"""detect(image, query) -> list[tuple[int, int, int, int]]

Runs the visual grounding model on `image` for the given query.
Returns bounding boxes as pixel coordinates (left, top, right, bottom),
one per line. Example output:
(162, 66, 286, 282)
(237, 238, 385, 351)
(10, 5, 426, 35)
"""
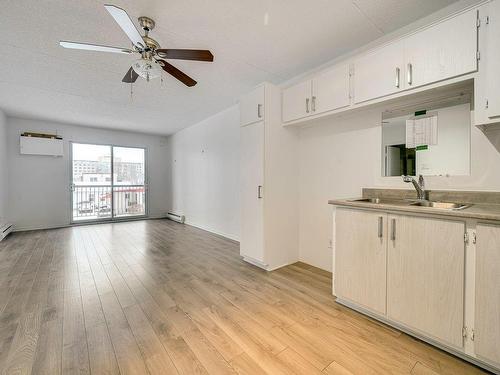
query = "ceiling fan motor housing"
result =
(138, 16, 155, 32)
(142, 36, 160, 51)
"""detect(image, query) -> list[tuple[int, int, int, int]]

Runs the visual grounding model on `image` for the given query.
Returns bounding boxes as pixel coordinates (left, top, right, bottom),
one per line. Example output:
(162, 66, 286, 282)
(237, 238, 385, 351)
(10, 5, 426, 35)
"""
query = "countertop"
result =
(329, 189, 500, 221)
(328, 198, 500, 221)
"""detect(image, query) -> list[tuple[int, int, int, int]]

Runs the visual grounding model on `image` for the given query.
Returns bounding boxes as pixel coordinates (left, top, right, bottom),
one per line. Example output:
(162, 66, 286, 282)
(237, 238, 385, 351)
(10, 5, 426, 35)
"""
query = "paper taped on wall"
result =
(406, 114, 438, 148)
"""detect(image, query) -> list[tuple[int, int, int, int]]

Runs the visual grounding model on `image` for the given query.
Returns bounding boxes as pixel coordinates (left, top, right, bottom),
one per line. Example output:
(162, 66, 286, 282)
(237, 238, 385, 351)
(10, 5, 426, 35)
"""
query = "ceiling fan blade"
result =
(157, 60, 197, 87)
(60, 41, 133, 54)
(156, 49, 214, 62)
(104, 4, 144, 49)
(122, 67, 139, 83)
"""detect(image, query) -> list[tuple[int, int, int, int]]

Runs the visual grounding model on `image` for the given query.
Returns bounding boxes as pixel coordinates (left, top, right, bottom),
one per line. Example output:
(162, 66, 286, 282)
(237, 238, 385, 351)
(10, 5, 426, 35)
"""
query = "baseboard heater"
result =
(166, 212, 185, 224)
(0, 222, 13, 241)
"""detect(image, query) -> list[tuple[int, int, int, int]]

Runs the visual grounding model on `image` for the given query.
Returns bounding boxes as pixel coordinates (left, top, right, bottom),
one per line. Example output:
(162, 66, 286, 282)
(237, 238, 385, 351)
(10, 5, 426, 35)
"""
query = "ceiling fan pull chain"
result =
(130, 82, 133, 100)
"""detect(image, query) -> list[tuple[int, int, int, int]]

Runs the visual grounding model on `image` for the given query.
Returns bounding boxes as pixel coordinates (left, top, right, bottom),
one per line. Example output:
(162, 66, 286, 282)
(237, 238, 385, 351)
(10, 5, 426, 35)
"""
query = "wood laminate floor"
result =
(0, 219, 489, 375)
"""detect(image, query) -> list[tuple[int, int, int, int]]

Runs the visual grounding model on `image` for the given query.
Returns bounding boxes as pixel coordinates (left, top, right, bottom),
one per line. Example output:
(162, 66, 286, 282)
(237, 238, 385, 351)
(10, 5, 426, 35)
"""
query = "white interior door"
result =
(385, 146, 401, 176)
(240, 121, 265, 263)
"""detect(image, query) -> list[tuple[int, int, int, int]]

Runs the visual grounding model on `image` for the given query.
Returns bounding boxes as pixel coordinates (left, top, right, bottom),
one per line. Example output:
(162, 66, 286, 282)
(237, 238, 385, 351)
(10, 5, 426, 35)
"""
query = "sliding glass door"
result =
(71, 143, 146, 222)
(112, 146, 146, 218)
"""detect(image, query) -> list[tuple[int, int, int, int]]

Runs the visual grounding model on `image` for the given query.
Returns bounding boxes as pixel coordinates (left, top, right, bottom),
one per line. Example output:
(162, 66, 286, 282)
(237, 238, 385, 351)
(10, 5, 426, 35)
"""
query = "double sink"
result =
(350, 198, 471, 211)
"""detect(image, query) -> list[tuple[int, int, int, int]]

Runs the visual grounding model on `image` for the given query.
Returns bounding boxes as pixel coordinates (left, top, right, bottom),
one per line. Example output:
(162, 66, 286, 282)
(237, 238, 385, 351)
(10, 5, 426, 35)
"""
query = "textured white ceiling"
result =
(0, 0, 459, 135)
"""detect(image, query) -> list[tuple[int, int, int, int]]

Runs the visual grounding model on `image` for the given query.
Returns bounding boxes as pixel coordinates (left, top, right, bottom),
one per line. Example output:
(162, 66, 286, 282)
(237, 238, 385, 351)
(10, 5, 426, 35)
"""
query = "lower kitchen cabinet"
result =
(387, 214, 465, 349)
(335, 208, 387, 314)
(475, 223, 500, 367)
(333, 206, 500, 372)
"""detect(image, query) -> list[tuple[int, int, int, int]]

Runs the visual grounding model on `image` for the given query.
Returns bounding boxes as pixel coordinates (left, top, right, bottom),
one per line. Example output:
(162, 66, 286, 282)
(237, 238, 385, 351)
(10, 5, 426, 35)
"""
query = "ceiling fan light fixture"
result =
(132, 58, 162, 81)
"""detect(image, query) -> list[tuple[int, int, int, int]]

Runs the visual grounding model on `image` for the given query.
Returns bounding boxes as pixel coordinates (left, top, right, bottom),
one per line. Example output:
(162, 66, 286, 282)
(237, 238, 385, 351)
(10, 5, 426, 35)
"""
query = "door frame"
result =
(69, 141, 149, 224)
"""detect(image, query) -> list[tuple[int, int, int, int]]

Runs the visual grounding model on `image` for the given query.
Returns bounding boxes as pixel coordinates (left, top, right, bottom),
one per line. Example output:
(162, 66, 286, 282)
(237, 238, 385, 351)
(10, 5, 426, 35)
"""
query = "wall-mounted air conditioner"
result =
(20, 132, 63, 157)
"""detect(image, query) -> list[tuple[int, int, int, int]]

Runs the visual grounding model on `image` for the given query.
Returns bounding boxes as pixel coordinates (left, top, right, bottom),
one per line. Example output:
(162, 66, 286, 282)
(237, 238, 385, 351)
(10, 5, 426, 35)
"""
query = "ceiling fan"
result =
(59, 4, 213, 86)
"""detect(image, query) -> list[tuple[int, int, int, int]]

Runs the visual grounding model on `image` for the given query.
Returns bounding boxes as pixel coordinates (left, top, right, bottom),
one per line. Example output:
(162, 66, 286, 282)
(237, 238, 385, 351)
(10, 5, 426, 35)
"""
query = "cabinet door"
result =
(282, 80, 312, 122)
(335, 209, 387, 314)
(475, 224, 500, 366)
(312, 64, 350, 114)
(405, 10, 477, 89)
(353, 40, 405, 104)
(486, 1, 500, 119)
(240, 85, 265, 126)
(240, 121, 265, 263)
(387, 215, 465, 348)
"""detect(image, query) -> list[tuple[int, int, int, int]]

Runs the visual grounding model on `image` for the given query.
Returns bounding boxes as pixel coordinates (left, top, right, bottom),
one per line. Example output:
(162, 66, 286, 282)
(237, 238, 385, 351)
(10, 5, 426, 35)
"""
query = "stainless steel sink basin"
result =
(349, 198, 471, 210)
(350, 198, 384, 203)
(349, 198, 411, 205)
(410, 201, 470, 210)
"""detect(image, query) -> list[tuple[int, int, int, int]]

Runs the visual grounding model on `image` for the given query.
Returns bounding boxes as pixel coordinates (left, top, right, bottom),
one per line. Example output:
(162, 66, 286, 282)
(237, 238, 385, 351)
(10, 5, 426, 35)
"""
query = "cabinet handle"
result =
(407, 63, 413, 86)
(395, 67, 400, 88)
(391, 218, 396, 241)
(311, 96, 317, 112)
(306, 98, 310, 113)
(257, 104, 263, 118)
(258, 185, 263, 199)
(378, 216, 383, 238)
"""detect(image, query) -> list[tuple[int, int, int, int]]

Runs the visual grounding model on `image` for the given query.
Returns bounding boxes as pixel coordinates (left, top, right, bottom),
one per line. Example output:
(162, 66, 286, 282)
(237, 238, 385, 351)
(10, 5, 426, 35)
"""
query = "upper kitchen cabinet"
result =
(353, 39, 405, 104)
(282, 80, 312, 123)
(282, 6, 483, 127)
(354, 9, 477, 104)
(475, 0, 500, 125)
(404, 9, 478, 89)
(282, 63, 351, 123)
(485, 1, 500, 120)
(312, 64, 351, 114)
(240, 84, 265, 126)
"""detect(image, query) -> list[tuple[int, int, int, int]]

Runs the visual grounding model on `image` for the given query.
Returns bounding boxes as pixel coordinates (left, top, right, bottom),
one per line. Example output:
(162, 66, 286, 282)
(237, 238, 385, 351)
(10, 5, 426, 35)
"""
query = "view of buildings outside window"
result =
(71, 144, 146, 221)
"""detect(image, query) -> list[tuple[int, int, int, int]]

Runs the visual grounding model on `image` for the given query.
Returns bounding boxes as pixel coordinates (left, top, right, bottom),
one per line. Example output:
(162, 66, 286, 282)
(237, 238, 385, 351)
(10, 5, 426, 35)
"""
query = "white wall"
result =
(6, 117, 171, 231)
(0, 109, 8, 222)
(167, 106, 240, 240)
(298, 110, 500, 271)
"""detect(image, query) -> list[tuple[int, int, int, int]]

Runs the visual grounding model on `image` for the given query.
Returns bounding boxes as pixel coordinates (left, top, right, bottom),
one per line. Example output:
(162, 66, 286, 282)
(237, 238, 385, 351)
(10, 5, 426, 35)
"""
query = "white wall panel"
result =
(167, 106, 240, 241)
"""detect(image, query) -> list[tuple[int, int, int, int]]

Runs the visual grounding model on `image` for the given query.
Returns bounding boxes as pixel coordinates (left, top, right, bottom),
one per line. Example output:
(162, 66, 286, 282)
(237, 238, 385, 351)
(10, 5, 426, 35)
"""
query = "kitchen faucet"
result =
(403, 175, 426, 200)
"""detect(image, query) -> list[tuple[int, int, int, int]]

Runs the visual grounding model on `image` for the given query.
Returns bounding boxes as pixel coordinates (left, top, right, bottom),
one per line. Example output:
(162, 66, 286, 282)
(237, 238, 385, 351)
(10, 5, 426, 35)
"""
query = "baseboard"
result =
(184, 219, 240, 242)
(12, 215, 168, 233)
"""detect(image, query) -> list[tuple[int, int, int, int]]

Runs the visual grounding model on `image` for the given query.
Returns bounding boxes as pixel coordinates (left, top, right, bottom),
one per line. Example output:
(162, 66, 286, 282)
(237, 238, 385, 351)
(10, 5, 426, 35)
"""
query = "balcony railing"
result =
(72, 185, 146, 221)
